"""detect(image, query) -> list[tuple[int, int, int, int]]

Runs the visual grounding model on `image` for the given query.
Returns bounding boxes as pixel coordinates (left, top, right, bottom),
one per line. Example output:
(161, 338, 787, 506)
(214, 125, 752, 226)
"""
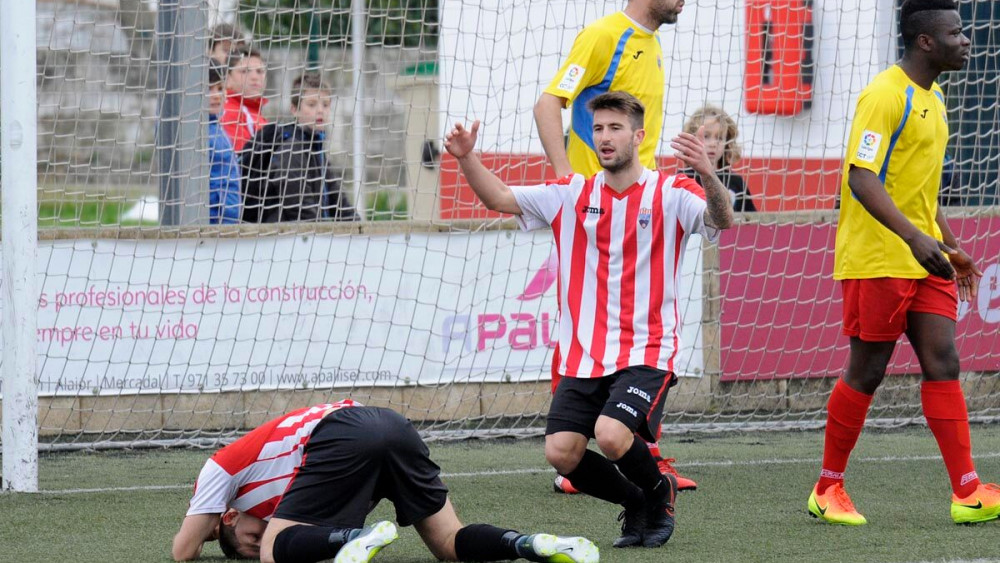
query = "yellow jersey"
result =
(834, 65, 949, 280)
(544, 11, 664, 177)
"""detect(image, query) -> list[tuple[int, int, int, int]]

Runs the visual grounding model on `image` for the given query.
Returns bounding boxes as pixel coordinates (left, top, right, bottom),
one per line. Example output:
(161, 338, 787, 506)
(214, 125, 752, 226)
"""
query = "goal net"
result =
(4, 0, 999, 452)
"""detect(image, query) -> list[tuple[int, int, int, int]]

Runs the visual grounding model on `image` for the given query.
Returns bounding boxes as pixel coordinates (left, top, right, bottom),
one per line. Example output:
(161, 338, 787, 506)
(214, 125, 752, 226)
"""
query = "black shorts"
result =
(272, 406, 448, 528)
(546, 366, 676, 443)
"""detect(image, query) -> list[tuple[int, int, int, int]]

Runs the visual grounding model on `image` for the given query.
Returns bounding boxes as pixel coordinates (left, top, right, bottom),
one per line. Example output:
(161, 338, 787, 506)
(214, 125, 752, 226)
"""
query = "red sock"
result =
(817, 379, 873, 494)
(922, 380, 980, 498)
(646, 440, 661, 458)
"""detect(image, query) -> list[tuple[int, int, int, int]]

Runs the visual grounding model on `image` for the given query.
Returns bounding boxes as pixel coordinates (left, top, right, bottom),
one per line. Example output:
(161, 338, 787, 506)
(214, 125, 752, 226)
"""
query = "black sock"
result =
(613, 437, 666, 499)
(564, 449, 643, 507)
(272, 525, 354, 563)
(454, 524, 524, 561)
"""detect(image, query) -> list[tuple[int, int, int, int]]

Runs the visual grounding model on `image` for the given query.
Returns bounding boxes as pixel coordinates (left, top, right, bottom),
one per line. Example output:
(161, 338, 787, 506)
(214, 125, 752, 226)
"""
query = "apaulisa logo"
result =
(517, 252, 558, 301)
(442, 251, 559, 354)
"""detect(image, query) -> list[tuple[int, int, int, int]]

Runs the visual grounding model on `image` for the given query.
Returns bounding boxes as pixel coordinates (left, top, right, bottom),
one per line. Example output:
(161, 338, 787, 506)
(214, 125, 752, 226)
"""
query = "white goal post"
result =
(1, 0, 40, 491)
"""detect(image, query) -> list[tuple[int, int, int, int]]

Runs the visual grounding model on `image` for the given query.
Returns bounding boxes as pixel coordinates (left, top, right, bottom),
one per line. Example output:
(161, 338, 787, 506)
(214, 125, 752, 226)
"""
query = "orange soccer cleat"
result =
(656, 457, 698, 491)
(951, 482, 1000, 524)
(553, 474, 581, 494)
(808, 482, 867, 526)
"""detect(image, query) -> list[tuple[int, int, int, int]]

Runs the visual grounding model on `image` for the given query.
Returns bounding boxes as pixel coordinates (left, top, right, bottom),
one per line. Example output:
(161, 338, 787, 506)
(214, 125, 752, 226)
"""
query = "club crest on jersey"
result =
(638, 207, 653, 229)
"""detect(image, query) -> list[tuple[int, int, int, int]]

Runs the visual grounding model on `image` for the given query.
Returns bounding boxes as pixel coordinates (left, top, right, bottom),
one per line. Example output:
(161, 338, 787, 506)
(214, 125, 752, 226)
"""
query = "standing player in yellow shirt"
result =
(808, 0, 1000, 526)
(533, 0, 697, 494)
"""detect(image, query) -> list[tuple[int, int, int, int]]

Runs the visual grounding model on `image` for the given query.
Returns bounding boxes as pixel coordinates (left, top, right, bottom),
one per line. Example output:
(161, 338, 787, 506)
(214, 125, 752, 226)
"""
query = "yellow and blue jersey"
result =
(835, 65, 950, 280)
(544, 11, 664, 177)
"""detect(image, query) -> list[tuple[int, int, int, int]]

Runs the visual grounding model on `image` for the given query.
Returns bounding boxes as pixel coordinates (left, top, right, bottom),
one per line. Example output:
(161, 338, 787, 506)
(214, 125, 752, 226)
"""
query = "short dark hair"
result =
(217, 520, 249, 560)
(291, 73, 331, 108)
(210, 22, 245, 50)
(900, 0, 959, 49)
(228, 46, 264, 70)
(208, 60, 227, 87)
(587, 91, 645, 130)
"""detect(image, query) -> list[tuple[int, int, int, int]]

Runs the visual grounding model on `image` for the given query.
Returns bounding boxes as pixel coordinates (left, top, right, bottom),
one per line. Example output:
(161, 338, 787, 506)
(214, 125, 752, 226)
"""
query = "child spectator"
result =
(207, 61, 242, 224)
(222, 46, 268, 152)
(209, 22, 246, 65)
(681, 105, 757, 212)
(241, 73, 357, 223)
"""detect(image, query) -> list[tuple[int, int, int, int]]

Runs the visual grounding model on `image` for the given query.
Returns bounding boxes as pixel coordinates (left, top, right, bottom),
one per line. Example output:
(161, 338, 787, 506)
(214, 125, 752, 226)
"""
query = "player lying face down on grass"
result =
(445, 91, 733, 549)
(172, 401, 599, 563)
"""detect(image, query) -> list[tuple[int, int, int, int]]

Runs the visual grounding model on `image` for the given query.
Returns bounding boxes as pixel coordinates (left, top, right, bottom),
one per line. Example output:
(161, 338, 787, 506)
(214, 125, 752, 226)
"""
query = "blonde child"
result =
(682, 105, 756, 212)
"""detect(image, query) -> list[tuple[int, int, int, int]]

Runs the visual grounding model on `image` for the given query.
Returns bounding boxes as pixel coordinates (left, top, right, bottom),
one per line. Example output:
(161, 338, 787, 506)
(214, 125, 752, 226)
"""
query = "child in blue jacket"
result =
(208, 62, 242, 224)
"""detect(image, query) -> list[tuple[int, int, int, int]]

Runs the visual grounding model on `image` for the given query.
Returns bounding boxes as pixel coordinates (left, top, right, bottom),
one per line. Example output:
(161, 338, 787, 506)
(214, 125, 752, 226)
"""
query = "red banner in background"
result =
(439, 153, 841, 217)
(719, 219, 1000, 381)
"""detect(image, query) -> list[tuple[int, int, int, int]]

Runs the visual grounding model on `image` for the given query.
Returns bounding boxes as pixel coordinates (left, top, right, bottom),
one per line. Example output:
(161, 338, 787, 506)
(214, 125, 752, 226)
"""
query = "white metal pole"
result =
(351, 0, 366, 220)
(1, 0, 40, 492)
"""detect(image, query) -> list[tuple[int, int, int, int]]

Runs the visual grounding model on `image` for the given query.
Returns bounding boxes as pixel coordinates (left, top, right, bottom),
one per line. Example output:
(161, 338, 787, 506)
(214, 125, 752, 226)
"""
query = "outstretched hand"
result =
(671, 125, 714, 176)
(444, 120, 481, 160)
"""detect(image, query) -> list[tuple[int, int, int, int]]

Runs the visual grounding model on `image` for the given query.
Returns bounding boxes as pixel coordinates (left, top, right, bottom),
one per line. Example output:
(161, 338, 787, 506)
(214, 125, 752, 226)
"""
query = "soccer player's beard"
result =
(651, 5, 679, 26)
(601, 142, 636, 174)
(656, 12, 678, 25)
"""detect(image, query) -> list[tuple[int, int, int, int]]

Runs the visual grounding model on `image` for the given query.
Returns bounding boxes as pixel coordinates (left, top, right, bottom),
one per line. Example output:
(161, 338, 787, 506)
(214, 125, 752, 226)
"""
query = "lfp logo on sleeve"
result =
(855, 130, 882, 163)
(557, 64, 586, 92)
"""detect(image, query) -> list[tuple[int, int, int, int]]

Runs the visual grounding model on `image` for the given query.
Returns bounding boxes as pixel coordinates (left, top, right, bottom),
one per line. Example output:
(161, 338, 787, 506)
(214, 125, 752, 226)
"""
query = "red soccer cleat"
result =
(656, 457, 697, 491)
(553, 474, 581, 494)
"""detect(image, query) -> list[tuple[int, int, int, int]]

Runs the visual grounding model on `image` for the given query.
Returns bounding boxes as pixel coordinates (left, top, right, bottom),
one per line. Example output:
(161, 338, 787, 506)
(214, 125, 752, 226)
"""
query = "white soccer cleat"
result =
(527, 533, 600, 563)
(333, 521, 398, 563)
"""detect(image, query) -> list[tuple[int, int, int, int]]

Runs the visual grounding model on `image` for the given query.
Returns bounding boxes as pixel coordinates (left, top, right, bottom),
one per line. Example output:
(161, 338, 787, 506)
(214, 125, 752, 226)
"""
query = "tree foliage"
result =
(238, 0, 438, 49)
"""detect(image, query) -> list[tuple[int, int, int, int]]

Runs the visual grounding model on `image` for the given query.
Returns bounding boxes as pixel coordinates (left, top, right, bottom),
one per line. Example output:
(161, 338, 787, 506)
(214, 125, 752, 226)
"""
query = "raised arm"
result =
(847, 166, 955, 280)
(533, 93, 574, 178)
(172, 513, 220, 561)
(671, 127, 734, 230)
(444, 121, 523, 215)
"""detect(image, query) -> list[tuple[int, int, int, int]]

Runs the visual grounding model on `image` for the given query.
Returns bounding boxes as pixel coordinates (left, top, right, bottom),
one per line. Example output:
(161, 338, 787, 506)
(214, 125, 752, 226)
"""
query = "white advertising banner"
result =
(3, 232, 704, 395)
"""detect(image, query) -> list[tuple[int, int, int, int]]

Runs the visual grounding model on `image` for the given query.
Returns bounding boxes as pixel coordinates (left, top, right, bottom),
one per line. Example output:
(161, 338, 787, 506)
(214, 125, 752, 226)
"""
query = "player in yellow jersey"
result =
(809, 0, 1000, 527)
(534, 0, 697, 494)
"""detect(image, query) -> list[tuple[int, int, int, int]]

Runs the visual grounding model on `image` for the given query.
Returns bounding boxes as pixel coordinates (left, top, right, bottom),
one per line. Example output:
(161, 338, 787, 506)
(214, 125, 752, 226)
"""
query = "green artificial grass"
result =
(2, 427, 999, 562)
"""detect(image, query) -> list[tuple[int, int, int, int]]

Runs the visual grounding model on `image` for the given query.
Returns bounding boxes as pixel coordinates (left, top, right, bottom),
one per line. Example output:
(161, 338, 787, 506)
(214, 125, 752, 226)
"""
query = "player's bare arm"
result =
(671, 127, 733, 229)
(444, 120, 524, 215)
(172, 513, 221, 561)
(935, 206, 983, 302)
(847, 166, 955, 279)
(534, 93, 574, 178)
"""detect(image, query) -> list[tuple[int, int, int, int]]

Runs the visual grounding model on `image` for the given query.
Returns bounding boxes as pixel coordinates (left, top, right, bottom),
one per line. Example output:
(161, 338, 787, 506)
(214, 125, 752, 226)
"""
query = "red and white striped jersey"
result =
(512, 169, 715, 378)
(186, 400, 359, 520)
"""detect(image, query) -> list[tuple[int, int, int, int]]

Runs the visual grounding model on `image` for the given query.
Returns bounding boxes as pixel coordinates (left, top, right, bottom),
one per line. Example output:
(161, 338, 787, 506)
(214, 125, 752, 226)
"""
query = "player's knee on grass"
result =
(594, 415, 635, 460)
(544, 432, 587, 474)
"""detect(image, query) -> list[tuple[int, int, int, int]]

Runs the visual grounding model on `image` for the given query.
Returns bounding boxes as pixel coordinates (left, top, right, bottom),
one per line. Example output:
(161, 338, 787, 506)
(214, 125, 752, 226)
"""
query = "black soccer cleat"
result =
(642, 473, 678, 547)
(612, 503, 646, 548)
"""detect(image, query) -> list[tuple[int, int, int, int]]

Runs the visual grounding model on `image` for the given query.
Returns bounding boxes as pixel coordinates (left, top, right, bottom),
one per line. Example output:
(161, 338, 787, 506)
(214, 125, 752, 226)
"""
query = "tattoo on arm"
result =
(700, 172, 733, 229)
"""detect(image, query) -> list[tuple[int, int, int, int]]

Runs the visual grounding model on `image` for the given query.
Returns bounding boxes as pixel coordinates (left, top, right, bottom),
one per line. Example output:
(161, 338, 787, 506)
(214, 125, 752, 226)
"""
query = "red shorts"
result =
(841, 276, 958, 342)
